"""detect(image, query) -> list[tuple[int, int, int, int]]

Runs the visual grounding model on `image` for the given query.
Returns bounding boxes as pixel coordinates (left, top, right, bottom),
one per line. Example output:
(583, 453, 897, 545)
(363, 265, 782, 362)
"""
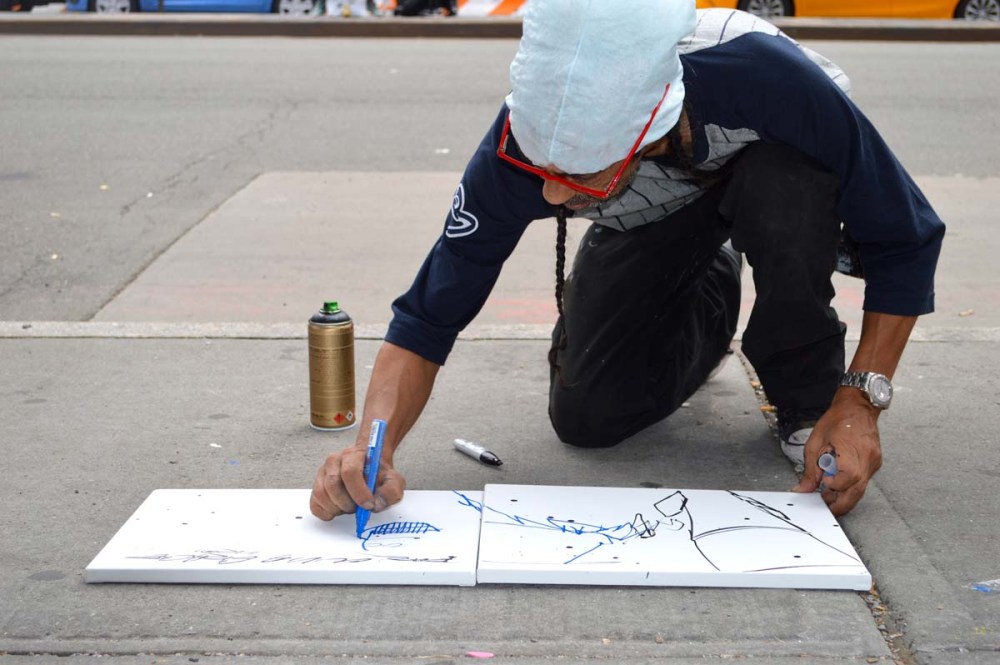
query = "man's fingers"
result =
(309, 493, 338, 521)
(827, 482, 867, 516)
(323, 471, 359, 514)
(792, 475, 820, 493)
(309, 453, 358, 521)
(310, 472, 344, 521)
(309, 458, 336, 520)
(824, 447, 876, 494)
(374, 468, 407, 511)
(341, 446, 376, 510)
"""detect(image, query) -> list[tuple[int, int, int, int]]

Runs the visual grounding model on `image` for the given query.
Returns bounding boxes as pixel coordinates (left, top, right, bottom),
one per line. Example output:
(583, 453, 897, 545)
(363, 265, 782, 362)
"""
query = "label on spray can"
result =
(308, 301, 356, 431)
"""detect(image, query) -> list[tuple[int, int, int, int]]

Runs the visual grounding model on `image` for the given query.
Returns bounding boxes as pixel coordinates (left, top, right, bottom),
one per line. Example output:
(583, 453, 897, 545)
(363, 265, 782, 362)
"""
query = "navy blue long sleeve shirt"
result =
(386, 11, 945, 366)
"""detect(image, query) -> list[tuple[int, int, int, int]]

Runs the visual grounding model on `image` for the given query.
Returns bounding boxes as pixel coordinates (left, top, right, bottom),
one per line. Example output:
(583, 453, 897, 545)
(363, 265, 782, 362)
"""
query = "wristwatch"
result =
(840, 371, 893, 410)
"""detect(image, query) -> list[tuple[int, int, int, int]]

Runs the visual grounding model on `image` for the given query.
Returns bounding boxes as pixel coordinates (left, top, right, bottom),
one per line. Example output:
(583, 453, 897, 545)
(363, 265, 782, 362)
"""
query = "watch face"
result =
(870, 375, 893, 406)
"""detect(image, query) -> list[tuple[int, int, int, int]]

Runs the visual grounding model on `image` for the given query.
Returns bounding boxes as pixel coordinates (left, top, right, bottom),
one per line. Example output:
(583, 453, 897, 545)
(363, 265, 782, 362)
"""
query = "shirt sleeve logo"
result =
(445, 183, 479, 238)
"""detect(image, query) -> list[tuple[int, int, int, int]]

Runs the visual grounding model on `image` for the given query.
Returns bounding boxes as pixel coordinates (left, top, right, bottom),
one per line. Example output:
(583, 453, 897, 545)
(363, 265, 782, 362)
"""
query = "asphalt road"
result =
(1, 36, 999, 322)
(2, 34, 999, 664)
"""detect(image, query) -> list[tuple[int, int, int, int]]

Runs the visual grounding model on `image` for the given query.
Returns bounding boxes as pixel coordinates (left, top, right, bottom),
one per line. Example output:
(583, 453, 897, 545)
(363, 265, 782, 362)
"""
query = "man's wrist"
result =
(832, 386, 883, 418)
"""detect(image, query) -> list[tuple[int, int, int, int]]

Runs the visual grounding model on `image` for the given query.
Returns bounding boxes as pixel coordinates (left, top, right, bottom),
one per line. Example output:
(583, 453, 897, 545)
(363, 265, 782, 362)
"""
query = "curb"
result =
(2, 14, 1000, 40)
(777, 16, 1000, 41)
(0, 14, 524, 38)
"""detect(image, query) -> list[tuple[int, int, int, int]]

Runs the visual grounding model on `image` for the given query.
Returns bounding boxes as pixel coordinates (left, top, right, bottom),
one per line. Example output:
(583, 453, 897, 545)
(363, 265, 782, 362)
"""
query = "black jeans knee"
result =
(547, 141, 847, 448)
(548, 185, 739, 448)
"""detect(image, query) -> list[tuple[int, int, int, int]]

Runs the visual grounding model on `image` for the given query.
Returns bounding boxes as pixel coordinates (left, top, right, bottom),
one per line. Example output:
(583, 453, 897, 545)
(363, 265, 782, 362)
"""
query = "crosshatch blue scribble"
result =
(360, 520, 441, 551)
(366, 521, 440, 536)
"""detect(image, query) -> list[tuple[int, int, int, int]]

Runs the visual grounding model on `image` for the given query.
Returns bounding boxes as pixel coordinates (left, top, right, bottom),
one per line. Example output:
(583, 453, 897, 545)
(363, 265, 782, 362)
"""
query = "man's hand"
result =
(794, 311, 915, 515)
(309, 444, 407, 521)
(307, 342, 440, 522)
(793, 389, 883, 516)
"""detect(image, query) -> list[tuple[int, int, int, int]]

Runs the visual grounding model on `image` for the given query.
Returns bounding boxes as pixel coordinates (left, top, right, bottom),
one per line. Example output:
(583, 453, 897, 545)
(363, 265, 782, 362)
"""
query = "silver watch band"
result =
(841, 371, 870, 391)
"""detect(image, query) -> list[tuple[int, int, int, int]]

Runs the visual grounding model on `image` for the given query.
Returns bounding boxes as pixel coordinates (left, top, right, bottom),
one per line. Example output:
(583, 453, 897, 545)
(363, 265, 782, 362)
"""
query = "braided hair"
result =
(546, 106, 696, 382)
(548, 207, 569, 381)
(554, 207, 568, 319)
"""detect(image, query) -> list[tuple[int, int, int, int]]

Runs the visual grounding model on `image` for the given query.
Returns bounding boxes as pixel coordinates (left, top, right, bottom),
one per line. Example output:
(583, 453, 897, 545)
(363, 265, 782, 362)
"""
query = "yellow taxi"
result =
(696, 0, 999, 20)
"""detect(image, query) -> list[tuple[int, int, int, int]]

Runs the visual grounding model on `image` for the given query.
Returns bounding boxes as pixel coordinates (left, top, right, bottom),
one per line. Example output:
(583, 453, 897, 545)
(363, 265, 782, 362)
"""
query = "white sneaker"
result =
(779, 426, 812, 466)
(777, 407, 825, 467)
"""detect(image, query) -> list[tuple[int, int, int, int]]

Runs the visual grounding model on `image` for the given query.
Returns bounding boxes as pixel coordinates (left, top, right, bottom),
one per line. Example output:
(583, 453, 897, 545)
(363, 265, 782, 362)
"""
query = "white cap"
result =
(506, 0, 696, 174)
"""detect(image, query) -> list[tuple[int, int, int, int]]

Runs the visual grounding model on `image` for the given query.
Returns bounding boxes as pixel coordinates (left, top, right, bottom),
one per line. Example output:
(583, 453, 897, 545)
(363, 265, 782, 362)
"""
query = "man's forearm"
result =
(354, 341, 441, 457)
(834, 311, 917, 412)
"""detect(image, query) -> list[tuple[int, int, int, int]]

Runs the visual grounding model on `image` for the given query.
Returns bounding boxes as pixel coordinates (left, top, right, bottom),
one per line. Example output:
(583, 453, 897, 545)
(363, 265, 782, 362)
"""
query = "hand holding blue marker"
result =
(355, 418, 387, 538)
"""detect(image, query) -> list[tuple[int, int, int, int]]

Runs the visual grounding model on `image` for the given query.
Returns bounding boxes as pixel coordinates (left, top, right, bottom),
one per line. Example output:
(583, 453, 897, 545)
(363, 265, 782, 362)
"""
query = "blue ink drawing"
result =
(453, 491, 682, 564)
(360, 520, 441, 551)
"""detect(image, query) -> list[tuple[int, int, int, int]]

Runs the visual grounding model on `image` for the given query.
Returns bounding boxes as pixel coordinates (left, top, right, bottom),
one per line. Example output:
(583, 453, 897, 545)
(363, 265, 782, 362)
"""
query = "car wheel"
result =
(272, 0, 318, 15)
(738, 0, 794, 18)
(955, 0, 1000, 20)
(91, 0, 137, 12)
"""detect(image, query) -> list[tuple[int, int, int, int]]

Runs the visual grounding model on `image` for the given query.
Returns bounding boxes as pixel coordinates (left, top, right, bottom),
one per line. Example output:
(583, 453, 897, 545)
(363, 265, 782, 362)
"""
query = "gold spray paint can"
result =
(308, 301, 356, 431)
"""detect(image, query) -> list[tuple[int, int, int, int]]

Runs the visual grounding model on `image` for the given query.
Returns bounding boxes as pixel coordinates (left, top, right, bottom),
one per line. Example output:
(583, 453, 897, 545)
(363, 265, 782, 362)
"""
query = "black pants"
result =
(548, 142, 846, 448)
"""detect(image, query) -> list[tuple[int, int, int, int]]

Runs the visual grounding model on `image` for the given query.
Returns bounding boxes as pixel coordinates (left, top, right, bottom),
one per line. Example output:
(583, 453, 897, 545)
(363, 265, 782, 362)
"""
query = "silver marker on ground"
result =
(453, 438, 503, 467)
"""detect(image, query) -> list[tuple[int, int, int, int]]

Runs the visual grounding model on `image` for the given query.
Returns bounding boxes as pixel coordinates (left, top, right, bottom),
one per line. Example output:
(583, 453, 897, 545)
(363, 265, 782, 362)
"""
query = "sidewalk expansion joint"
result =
(0, 643, 905, 660)
(3, 321, 999, 343)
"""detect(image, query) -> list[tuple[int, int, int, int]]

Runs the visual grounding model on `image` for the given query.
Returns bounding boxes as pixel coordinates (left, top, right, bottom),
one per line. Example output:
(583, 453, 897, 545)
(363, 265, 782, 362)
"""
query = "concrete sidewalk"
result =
(1, 327, 998, 663)
(2, 166, 999, 663)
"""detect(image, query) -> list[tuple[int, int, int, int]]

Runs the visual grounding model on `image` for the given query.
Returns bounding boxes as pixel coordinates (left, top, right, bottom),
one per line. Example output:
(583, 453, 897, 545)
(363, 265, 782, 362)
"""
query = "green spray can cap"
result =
(311, 301, 351, 325)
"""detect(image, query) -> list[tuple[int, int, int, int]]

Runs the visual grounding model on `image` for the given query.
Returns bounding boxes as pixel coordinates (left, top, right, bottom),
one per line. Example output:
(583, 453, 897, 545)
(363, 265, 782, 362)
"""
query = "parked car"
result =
(64, 0, 319, 13)
(696, 0, 999, 21)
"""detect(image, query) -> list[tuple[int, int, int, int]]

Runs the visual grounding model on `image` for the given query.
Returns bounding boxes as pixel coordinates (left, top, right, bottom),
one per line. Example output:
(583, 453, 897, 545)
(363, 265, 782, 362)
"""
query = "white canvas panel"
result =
(85, 489, 482, 586)
(473, 485, 871, 590)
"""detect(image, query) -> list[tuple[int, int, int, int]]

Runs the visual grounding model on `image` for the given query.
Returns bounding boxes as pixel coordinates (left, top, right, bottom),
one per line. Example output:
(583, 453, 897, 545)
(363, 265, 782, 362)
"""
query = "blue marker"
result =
(818, 452, 838, 477)
(817, 452, 838, 492)
(356, 419, 387, 538)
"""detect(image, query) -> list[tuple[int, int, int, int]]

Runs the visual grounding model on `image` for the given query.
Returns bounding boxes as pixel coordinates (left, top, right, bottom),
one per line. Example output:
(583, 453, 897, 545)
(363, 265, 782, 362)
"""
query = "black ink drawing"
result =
(653, 490, 862, 573)
(462, 489, 862, 573)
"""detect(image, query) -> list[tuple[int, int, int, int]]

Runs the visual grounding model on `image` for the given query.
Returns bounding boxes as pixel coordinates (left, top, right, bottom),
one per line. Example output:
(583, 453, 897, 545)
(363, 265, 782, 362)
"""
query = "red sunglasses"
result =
(497, 83, 671, 200)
